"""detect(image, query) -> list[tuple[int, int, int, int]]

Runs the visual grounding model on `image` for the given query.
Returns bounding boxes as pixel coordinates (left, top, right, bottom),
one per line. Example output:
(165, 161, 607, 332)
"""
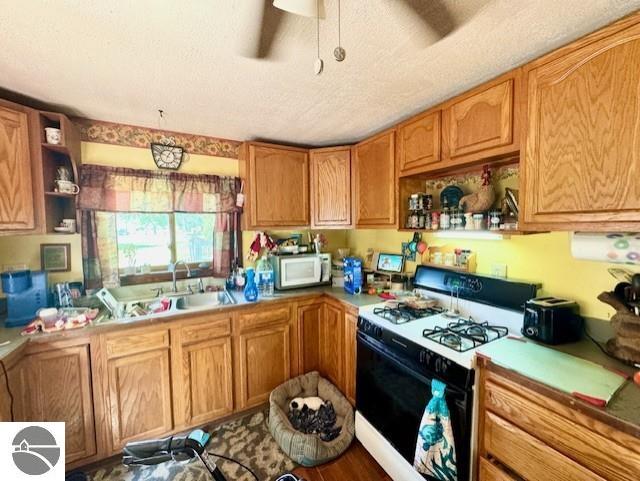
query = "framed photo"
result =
(40, 243, 71, 272)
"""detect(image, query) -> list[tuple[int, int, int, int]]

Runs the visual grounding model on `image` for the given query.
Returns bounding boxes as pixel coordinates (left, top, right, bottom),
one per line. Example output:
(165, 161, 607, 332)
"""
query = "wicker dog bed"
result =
(268, 371, 355, 467)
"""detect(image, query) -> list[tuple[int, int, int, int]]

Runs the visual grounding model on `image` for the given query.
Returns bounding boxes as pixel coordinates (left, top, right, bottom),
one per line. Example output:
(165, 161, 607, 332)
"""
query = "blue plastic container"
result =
(244, 267, 259, 302)
(1, 269, 32, 294)
(343, 257, 363, 295)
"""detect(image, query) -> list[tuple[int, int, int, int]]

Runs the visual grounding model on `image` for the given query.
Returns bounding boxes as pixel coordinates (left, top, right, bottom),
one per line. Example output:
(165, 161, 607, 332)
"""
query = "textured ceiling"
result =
(1, 1, 639, 147)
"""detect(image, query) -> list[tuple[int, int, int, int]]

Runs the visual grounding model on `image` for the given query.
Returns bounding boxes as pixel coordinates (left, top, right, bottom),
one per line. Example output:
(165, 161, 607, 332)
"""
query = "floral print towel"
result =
(413, 379, 457, 481)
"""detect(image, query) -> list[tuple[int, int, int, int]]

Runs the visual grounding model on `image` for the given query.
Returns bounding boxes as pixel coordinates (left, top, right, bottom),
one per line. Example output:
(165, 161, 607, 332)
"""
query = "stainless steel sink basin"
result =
(175, 290, 236, 310)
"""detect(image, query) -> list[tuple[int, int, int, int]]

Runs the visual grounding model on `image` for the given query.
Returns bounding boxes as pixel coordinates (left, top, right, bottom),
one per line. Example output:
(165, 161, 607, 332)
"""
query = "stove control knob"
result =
(525, 326, 538, 337)
(374, 326, 383, 338)
(435, 357, 451, 375)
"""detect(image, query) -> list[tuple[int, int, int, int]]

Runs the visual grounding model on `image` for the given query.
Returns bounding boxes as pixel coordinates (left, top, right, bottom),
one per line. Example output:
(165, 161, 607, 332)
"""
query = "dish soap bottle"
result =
(244, 267, 258, 302)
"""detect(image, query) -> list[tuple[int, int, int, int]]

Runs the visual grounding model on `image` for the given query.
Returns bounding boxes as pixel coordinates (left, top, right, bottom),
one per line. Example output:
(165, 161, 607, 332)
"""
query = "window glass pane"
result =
(175, 213, 215, 264)
(116, 213, 172, 269)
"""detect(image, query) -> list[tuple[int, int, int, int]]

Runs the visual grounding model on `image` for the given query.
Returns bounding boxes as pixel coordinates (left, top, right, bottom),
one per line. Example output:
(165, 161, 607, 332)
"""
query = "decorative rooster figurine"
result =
(458, 165, 496, 213)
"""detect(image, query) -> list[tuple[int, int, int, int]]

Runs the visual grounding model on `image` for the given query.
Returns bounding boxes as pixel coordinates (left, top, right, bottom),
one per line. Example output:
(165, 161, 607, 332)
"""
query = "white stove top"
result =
(358, 296, 524, 369)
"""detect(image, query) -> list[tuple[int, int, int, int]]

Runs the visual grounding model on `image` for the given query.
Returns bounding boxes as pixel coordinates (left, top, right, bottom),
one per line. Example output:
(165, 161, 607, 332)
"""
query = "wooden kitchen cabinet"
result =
(105, 328, 173, 451)
(442, 71, 520, 166)
(173, 315, 233, 428)
(344, 311, 358, 405)
(235, 304, 292, 409)
(21, 341, 96, 464)
(319, 301, 345, 390)
(241, 142, 310, 229)
(477, 361, 640, 481)
(521, 19, 640, 231)
(297, 301, 323, 374)
(397, 109, 442, 177)
(310, 146, 352, 228)
(0, 102, 35, 231)
(353, 129, 396, 228)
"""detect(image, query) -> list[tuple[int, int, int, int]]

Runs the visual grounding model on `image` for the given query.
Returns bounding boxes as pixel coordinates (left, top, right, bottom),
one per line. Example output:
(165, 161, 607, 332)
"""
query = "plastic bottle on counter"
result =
(244, 267, 258, 302)
(256, 255, 275, 297)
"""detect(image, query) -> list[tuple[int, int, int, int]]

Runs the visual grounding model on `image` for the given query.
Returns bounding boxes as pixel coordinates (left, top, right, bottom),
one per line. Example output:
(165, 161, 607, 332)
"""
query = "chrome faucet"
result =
(169, 260, 191, 292)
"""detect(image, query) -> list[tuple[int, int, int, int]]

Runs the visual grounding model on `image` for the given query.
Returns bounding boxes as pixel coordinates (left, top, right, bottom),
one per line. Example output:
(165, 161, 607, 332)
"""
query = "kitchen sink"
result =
(175, 290, 236, 310)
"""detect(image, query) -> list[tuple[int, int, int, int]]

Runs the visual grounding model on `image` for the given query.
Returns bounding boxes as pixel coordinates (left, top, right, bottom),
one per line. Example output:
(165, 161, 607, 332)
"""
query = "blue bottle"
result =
(244, 267, 259, 302)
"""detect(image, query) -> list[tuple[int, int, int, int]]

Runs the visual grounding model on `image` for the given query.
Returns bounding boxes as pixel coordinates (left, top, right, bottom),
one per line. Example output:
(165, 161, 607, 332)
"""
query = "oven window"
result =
(356, 335, 471, 481)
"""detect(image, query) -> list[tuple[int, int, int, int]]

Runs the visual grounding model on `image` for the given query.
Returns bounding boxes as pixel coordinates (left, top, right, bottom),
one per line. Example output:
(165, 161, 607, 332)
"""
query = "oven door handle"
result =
(357, 331, 467, 398)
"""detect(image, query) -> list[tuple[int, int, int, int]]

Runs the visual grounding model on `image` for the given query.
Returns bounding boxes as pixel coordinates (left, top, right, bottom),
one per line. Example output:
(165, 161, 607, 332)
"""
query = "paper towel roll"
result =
(571, 233, 640, 264)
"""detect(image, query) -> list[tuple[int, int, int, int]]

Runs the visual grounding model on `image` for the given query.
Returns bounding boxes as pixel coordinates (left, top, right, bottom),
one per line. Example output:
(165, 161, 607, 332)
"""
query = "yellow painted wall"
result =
(0, 233, 83, 285)
(346, 230, 640, 320)
(81, 143, 239, 176)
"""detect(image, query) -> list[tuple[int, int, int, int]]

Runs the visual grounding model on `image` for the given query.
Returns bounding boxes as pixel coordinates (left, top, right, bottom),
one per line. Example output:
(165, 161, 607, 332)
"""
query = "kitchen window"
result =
(116, 212, 216, 282)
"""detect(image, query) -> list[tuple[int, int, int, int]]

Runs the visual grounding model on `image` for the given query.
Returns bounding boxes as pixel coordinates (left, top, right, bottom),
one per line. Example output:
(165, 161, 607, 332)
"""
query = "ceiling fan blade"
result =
(257, 0, 286, 58)
(397, 0, 457, 39)
(236, 0, 285, 59)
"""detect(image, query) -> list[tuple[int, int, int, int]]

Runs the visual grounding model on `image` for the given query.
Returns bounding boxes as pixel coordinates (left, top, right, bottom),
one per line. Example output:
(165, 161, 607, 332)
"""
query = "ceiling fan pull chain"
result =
(334, 0, 345, 62)
(314, 0, 324, 74)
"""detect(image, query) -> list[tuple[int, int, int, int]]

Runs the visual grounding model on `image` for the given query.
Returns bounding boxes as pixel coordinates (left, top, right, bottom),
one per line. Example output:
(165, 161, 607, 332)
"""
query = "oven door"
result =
(279, 256, 321, 288)
(356, 332, 472, 481)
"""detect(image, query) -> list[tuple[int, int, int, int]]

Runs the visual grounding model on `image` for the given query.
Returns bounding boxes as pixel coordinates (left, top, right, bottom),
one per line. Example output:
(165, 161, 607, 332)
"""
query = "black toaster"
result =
(522, 297, 583, 344)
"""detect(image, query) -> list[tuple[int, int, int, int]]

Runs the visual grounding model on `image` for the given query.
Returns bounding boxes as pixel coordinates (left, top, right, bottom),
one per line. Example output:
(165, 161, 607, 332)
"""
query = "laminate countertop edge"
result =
(0, 287, 381, 363)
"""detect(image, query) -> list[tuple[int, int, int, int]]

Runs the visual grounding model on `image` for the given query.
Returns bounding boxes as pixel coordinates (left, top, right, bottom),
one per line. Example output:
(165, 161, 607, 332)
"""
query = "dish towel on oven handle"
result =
(413, 379, 458, 481)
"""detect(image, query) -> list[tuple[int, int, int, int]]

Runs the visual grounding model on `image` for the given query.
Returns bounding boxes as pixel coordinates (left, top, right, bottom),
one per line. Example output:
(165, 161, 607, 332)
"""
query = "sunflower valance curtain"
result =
(77, 165, 242, 290)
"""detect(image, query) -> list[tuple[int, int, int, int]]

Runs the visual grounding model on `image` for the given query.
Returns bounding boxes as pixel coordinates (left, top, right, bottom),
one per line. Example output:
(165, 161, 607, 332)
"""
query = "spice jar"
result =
(489, 210, 502, 231)
(472, 213, 484, 230)
(431, 211, 440, 230)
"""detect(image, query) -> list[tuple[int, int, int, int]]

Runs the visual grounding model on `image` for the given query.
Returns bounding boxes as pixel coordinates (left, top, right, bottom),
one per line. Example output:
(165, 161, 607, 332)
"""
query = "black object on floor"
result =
(288, 401, 342, 441)
(66, 471, 87, 481)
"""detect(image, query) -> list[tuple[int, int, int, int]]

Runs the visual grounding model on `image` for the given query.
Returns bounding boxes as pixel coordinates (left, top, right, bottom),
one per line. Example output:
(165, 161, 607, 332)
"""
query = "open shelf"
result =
(42, 142, 72, 155)
(36, 111, 81, 233)
(45, 191, 77, 198)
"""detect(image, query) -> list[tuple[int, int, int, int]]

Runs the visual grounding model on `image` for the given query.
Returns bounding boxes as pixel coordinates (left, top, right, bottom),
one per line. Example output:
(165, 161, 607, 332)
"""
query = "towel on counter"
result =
(413, 379, 458, 481)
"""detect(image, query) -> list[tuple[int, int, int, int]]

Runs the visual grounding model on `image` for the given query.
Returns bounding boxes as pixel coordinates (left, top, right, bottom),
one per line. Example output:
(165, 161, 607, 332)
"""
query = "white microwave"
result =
(272, 253, 331, 290)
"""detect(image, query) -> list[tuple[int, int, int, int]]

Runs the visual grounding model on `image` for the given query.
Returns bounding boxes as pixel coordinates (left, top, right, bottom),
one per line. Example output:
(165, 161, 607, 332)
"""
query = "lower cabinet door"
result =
(22, 344, 96, 463)
(237, 324, 291, 409)
(297, 302, 323, 374)
(320, 303, 344, 390)
(181, 337, 233, 425)
(107, 349, 173, 450)
(344, 312, 358, 405)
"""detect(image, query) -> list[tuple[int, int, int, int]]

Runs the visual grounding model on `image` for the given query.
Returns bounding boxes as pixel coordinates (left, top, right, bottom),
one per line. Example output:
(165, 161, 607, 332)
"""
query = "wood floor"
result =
(293, 441, 392, 481)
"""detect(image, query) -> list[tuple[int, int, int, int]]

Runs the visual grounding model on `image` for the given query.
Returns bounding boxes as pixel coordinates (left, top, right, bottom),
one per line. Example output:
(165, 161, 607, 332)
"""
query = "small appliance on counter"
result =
(271, 253, 331, 290)
(1, 270, 50, 327)
(343, 257, 363, 295)
(523, 297, 583, 344)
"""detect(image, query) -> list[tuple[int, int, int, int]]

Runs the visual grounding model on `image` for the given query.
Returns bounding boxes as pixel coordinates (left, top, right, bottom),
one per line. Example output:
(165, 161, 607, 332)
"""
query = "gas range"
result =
(358, 301, 521, 369)
(355, 265, 539, 481)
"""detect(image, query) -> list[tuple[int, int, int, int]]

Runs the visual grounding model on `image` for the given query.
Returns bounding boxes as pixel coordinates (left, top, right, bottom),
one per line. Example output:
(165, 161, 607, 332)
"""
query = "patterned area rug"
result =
(87, 409, 297, 481)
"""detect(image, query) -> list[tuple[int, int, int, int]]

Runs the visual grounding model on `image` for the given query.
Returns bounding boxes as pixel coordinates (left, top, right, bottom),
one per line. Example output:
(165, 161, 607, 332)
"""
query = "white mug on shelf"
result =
(60, 218, 77, 231)
(44, 127, 62, 145)
(54, 179, 80, 194)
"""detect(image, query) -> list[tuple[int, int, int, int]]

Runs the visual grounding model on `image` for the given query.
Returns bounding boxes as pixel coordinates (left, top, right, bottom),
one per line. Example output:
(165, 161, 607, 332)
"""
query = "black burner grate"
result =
(373, 303, 443, 325)
(422, 317, 509, 352)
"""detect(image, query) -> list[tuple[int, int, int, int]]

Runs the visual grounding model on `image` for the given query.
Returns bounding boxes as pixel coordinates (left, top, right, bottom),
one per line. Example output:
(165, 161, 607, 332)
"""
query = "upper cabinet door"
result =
(310, 146, 352, 228)
(0, 105, 34, 230)
(397, 110, 441, 177)
(246, 143, 309, 228)
(443, 72, 519, 164)
(522, 22, 640, 230)
(353, 129, 396, 228)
